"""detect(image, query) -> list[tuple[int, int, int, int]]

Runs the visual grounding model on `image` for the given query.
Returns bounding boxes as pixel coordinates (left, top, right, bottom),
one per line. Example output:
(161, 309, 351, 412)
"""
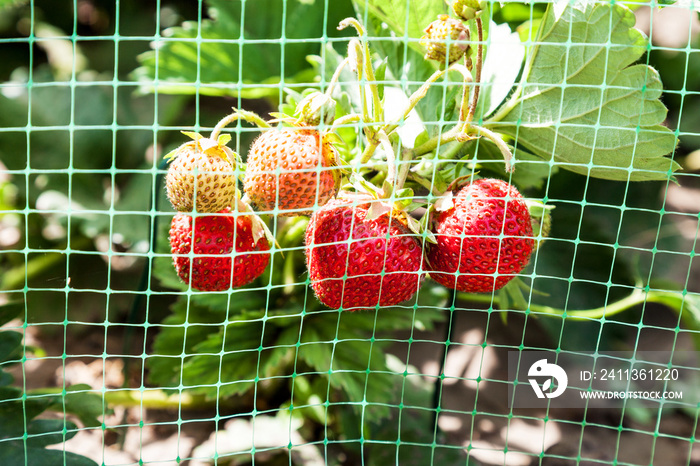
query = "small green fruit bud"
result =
(450, 0, 486, 21)
(420, 15, 471, 65)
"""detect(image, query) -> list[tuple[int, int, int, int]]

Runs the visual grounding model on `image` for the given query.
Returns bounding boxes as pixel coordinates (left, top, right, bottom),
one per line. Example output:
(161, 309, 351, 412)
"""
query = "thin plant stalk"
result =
(211, 109, 270, 140)
(466, 17, 484, 125)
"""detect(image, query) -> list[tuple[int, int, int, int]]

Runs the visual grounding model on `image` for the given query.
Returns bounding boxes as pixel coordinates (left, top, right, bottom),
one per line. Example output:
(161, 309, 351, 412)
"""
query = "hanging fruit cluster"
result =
(163, 0, 550, 310)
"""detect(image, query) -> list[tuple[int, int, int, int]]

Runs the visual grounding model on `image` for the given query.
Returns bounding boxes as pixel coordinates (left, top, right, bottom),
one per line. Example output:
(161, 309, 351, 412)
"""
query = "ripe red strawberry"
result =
(427, 178, 534, 293)
(244, 128, 339, 216)
(305, 196, 424, 310)
(166, 135, 237, 213)
(169, 208, 270, 291)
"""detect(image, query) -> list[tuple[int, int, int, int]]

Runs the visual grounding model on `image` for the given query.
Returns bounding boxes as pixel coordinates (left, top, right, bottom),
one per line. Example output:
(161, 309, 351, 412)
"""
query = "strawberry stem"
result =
(211, 109, 270, 140)
(377, 131, 397, 195)
(364, 50, 384, 124)
(407, 126, 462, 159)
(360, 63, 471, 166)
(359, 138, 380, 165)
(332, 113, 361, 130)
(383, 64, 470, 137)
(396, 150, 413, 192)
(338, 17, 367, 37)
(349, 39, 370, 124)
(400, 122, 513, 175)
(465, 17, 484, 125)
(339, 18, 383, 125)
(459, 285, 677, 320)
(407, 171, 439, 194)
(346, 17, 499, 196)
(469, 124, 514, 172)
(458, 58, 473, 122)
(324, 56, 351, 98)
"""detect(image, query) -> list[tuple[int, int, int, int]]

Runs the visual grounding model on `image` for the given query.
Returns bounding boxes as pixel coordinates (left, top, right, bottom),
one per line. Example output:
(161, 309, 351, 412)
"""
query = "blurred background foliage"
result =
(0, 0, 699, 464)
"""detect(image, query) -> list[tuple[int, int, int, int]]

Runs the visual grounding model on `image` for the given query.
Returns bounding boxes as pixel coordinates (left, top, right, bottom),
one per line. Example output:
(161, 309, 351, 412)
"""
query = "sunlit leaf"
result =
(133, 0, 355, 99)
(486, 1, 680, 181)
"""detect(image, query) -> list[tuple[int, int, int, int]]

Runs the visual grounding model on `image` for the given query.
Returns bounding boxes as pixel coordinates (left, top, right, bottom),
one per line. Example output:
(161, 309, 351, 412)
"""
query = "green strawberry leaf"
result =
(0, 443, 98, 466)
(297, 313, 397, 421)
(184, 315, 300, 398)
(485, 1, 680, 181)
(450, 137, 554, 191)
(0, 331, 22, 365)
(0, 388, 47, 439)
(657, 292, 700, 350)
(25, 384, 105, 429)
(146, 300, 274, 394)
(0, 370, 13, 387)
(0, 301, 23, 328)
(132, 0, 355, 100)
(151, 256, 187, 291)
(0, 63, 178, 252)
(147, 285, 447, 413)
(374, 57, 388, 101)
(0, 385, 99, 466)
(24, 419, 79, 448)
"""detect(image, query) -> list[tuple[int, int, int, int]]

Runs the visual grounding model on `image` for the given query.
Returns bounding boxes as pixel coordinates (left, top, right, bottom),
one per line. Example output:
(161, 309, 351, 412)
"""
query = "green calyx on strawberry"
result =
(165, 131, 240, 213)
(421, 14, 471, 65)
(169, 200, 271, 292)
(294, 91, 337, 127)
(305, 192, 424, 310)
(426, 178, 535, 293)
(346, 172, 424, 235)
(449, 0, 486, 21)
(243, 124, 341, 216)
(525, 199, 554, 251)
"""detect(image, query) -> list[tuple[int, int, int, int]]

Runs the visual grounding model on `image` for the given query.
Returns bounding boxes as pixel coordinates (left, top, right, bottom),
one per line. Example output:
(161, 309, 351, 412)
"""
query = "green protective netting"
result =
(0, 0, 699, 465)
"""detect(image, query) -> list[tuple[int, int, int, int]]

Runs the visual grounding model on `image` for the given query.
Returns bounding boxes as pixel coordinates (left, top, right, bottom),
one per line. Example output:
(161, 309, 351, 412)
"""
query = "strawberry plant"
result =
(140, 0, 694, 462)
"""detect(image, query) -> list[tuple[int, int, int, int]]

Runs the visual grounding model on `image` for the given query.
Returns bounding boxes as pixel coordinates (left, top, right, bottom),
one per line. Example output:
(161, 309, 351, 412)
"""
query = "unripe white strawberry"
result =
(165, 133, 238, 213)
